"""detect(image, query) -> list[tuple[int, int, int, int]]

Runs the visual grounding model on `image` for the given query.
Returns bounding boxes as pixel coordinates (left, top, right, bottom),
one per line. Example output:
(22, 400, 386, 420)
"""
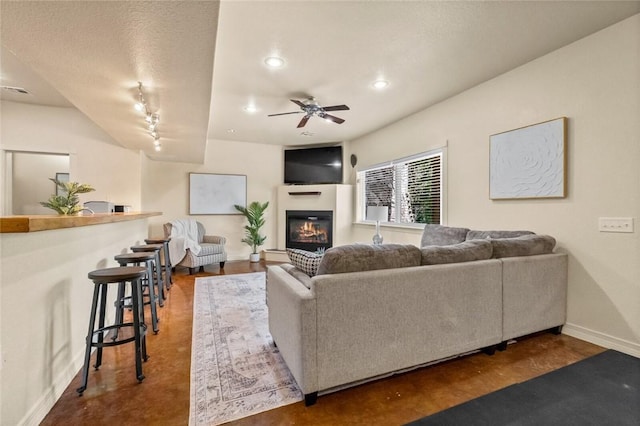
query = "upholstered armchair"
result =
(164, 221, 227, 274)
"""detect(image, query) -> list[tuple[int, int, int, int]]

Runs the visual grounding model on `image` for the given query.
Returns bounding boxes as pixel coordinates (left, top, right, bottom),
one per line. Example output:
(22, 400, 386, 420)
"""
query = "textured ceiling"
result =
(1, 1, 219, 163)
(1, 1, 639, 163)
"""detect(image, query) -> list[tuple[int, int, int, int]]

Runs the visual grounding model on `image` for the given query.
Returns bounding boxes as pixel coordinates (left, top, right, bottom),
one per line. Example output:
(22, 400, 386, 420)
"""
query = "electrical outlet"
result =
(598, 217, 634, 233)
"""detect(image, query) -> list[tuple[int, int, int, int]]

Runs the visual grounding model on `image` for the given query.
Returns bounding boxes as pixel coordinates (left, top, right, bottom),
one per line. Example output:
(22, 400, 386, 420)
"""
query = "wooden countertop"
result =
(0, 212, 162, 233)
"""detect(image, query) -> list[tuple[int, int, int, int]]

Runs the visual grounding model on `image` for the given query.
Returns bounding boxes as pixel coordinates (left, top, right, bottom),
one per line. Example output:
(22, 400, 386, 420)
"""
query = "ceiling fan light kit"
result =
(268, 98, 350, 128)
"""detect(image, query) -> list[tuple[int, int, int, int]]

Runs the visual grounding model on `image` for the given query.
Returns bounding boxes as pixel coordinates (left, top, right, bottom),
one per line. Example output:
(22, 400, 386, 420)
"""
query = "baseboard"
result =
(563, 322, 640, 358)
(18, 349, 86, 426)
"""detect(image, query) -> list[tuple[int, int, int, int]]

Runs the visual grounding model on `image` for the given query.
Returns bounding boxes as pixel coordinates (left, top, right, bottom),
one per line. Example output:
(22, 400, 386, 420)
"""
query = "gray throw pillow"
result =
(490, 234, 556, 258)
(421, 224, 470, 247)
(286, 248, 324, 276)
(421, 239, 493, 265)
(317, 244, 422, 275)
(466, 229, 534, 240)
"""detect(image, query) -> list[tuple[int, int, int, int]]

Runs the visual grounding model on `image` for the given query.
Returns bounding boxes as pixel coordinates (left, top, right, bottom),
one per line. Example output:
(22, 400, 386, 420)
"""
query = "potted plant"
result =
(234, 201, 269, 262)
(40, 178, 95, 215)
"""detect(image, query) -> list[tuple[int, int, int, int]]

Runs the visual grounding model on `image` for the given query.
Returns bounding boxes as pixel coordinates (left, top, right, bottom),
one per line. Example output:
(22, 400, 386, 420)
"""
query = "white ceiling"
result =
(2, 1, 639, 164)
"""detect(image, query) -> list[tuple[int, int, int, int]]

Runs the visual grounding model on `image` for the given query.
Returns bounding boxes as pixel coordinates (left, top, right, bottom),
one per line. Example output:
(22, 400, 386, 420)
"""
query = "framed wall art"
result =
(189, 173, 246, 214)
(489, 117, 567, 200)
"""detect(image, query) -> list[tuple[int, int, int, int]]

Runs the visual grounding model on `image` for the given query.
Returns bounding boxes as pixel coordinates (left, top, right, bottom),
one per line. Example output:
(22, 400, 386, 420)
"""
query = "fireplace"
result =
(286, 210, 333, 252)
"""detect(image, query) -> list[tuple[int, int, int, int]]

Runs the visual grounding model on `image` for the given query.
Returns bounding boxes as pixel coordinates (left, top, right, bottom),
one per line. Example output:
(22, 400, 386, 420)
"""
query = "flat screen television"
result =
(284, 146, 343, 185)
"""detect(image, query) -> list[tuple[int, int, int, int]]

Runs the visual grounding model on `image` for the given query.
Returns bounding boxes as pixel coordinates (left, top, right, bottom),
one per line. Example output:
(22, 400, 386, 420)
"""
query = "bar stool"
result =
(114, 252, 160, 334)
(77, 266, 147, 395)
(131, 244, 165, 305)
(145, 237, 173, 289)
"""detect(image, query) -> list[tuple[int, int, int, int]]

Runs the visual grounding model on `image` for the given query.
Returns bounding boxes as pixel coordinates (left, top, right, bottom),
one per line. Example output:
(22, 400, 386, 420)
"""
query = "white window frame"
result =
(356, 147, 447, 228)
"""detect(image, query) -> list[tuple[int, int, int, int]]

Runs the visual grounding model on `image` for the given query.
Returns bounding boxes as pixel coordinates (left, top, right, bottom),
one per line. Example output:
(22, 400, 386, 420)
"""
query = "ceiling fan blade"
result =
(323, 114, 345, 124)
(322, 104, 350, 112)
(268, 111, 304, 117)
(290, 99, 307, 109)
(297, 115, 311, 128)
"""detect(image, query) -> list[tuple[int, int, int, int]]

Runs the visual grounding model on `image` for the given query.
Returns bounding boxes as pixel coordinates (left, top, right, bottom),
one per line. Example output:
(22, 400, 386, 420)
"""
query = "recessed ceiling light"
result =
(264, 56, 285, 68)
(243, 105, 258, 113)
(372, 79, 389, 90)
(227, 128, 236, 133)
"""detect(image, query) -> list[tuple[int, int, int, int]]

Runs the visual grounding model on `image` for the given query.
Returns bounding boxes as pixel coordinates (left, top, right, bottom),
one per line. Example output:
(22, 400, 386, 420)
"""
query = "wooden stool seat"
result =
(88, 266, 147, 282)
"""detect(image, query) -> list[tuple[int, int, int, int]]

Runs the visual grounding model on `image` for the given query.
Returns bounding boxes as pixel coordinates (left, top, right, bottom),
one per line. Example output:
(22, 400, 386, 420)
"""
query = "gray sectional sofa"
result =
(266, 225, 567, 405)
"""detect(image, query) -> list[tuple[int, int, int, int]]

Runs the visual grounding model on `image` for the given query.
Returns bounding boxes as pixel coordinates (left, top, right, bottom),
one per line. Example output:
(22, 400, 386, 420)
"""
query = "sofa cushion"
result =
(317, 244, 422, 275)
(466, 229, 534, 240)
(280, 263, 314, 289)
(421, 239, 493, 265)
(490, 234, 556, 258)
(287, 248, 324, 276)
(421, 224, 470, 247)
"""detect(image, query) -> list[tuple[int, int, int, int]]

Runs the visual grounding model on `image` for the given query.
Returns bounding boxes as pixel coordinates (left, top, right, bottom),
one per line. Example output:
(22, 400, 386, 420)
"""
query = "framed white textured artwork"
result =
(490, 117, 567, 200)
(189, 173, 246, 214)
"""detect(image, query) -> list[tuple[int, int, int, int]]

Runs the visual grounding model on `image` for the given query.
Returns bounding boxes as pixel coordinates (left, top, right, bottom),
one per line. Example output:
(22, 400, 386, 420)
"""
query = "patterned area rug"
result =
(190, 272, 303, 425)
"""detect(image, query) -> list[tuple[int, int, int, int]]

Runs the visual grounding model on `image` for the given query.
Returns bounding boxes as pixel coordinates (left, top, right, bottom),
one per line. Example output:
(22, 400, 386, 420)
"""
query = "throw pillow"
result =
(421, 239, 493, 265)
(421, 224, 470, 247)
(287, 248, 324, 276)
(490, 234, 556, 258)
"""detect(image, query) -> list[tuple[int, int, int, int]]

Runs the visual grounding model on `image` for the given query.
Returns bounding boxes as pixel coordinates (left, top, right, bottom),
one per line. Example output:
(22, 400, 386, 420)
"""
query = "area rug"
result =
(406, 349, 640, 426)
(189, 272, 303, 425)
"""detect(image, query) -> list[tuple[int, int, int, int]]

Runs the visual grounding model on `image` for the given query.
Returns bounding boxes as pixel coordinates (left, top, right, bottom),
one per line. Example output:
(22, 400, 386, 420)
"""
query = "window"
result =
(358, 148, 445, 226)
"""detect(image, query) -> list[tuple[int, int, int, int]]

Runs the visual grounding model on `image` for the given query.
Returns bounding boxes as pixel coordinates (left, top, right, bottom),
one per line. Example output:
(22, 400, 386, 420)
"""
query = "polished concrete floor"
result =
(42, 260, 604, 425)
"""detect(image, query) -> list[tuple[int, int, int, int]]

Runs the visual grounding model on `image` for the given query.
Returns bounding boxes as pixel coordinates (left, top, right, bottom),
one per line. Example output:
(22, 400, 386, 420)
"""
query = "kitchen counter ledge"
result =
(0, 212, 162, 233)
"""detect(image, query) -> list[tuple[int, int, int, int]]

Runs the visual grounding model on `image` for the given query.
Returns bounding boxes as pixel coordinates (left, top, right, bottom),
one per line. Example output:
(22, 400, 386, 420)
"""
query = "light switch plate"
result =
(598, 217, 634, 233)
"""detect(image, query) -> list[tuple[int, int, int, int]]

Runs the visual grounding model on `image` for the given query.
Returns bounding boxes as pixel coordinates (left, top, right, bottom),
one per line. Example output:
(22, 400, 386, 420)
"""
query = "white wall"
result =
(0, 101, 147, 425)
(141, 138, 282, 260)
(11, 152, 69, 214)
(0, 101, 142, 213)
(349, 15, 640, 354)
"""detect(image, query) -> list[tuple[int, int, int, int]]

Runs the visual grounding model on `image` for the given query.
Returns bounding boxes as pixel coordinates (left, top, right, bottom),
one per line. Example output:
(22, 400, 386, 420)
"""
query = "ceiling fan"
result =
(268, 98, 350, 128)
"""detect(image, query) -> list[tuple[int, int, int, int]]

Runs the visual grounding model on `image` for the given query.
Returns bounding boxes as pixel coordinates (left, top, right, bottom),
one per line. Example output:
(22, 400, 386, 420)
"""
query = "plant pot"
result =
(249, 253, 261, 263)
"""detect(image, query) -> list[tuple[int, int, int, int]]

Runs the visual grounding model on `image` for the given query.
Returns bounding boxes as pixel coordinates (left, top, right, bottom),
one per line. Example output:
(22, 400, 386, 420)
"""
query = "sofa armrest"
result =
(501, 253, 568, 340)
(203, 235, 226, 244)
(266, 265, 318, 395)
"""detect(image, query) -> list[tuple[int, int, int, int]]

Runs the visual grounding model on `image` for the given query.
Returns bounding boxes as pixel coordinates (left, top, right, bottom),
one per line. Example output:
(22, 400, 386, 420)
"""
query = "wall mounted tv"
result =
(284, 146, 343, 185)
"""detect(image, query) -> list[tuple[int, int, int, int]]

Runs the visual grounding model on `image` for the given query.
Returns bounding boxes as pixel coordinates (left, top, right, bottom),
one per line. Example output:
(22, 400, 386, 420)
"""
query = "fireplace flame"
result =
(292, 220, 328, 243)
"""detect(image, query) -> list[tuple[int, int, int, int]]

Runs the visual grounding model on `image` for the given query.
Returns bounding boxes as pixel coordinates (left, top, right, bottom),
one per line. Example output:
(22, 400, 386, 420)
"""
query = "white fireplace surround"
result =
(276, 184, 353, 251)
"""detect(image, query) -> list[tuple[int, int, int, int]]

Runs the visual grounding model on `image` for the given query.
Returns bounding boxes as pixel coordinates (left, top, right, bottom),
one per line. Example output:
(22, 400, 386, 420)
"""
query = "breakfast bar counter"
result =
(0, 212, 161, 233)
(0, 211, 161, 425)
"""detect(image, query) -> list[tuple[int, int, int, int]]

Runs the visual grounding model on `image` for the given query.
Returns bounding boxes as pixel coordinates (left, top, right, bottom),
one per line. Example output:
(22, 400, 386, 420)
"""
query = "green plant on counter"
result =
(234, 201, 269, 254)
(40, 178, 95, 215)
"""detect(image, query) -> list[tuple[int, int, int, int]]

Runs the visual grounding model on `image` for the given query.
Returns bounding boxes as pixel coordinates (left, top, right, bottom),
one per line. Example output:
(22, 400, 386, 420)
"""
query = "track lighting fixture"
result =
(134, 82, 162, 152)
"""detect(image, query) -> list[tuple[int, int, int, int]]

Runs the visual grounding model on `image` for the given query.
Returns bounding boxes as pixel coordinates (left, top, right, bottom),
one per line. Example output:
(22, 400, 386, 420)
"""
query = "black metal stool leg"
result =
(136, 276, 149, 362)
(112, 281, 126, 341)
(130, 277, 146, 381)
(163, 242, 172, 288)
(94, 283, 108, 369)
(77, 283, 100, 395)
(154, 251, 166, 304)
(144, 259, 159, 333)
